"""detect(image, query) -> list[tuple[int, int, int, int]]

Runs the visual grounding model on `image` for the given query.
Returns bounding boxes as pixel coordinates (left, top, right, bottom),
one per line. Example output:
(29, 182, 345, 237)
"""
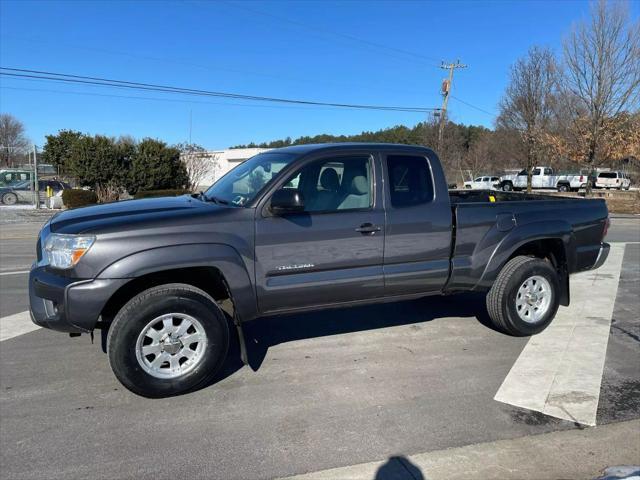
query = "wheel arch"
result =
(96, 244, 257, 361)
(476, 221, 574, 306)
(99, 266, 233, 326)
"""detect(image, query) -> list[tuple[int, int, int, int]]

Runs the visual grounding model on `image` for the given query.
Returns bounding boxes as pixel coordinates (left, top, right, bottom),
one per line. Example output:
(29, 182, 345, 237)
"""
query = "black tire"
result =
(486, 256, 560, 336)
(2, 192, 18, 205)
(107, 283, 229, 398)
(557, 184, 569, 192)
(502, 182, 513, 192)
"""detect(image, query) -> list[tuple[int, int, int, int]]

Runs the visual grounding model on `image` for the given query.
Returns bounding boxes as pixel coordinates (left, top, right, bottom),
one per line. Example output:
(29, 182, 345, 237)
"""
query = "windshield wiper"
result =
(205, 194, 230, 205)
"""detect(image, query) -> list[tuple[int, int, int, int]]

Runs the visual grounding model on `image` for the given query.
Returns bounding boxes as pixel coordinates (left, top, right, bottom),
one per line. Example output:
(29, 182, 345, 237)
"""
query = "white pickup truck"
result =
(499, 167, 588, 192)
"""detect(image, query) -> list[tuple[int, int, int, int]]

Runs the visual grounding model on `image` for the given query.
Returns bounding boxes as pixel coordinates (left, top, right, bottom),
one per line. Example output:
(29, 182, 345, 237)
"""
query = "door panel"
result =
(254, 154, 385, 313)
(382, 154, 453, 296)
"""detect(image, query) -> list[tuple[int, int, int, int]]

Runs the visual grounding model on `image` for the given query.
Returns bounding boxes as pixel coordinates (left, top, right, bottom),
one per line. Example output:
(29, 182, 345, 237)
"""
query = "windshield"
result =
(204, 152, 297, 206)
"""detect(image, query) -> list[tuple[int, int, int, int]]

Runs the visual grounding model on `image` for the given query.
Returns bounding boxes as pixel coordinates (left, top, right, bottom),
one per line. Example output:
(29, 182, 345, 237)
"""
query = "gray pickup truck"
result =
(30, 143, 610, 397)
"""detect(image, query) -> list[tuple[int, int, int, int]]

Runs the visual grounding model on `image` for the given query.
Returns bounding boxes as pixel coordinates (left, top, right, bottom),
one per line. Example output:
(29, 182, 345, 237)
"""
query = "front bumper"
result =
(29, 266, 127, 333)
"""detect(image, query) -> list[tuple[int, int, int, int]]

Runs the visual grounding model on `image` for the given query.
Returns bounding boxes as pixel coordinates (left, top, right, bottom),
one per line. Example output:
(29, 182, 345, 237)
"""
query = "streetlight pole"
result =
(33, 145, 39, 209)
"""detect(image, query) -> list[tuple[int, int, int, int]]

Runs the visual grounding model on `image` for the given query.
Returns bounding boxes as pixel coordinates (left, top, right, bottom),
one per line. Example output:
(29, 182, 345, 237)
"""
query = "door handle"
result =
(355, 223, 381, 234)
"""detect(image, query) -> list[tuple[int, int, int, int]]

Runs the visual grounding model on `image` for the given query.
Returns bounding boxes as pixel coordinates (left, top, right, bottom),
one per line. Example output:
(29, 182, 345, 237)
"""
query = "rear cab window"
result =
(386, 155, 434, 208)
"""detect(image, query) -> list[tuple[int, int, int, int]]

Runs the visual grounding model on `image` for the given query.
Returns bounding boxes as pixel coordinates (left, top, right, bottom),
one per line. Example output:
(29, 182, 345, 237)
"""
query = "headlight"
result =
(44, 234, 95, 269)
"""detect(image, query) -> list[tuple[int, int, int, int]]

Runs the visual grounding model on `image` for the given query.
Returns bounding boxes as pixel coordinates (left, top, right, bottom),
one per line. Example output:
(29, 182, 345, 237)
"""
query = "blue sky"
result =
(1, 0, 635, 150)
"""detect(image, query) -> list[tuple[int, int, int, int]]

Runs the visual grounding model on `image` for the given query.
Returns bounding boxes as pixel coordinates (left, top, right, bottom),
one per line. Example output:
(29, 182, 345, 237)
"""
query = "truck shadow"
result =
(206, 292, 498, 390)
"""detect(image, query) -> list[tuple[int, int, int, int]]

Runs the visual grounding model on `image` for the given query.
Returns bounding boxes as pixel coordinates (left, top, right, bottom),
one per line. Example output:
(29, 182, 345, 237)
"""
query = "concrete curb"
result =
(283, 419, 640, 480)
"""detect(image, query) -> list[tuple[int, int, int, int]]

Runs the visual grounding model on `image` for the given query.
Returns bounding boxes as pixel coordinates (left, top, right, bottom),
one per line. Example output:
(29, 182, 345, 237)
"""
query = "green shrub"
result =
(62, 189, 98, 209)
(133, 189, 191, 199)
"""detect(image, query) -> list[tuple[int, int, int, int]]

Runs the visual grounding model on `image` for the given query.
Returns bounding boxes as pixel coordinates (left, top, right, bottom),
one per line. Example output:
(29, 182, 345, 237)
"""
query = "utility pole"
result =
(437, 60, 467, 153)
(33, 145, 39, 209)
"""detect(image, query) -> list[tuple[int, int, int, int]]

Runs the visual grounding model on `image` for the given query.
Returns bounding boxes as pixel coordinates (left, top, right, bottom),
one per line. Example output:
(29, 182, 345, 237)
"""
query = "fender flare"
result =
(98, 242, 258, 324)
(475, 220, 574, 305)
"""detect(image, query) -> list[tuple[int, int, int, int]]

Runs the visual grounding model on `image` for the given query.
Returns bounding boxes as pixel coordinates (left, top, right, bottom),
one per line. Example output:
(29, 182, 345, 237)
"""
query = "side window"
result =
(387, 155, 434, 208)
(474, 177, 482, 182)
(544, 168, 553, 175)
(532, 168, 541, 176)
(491, 177, 500, 182)
(279, 155, 372, 213)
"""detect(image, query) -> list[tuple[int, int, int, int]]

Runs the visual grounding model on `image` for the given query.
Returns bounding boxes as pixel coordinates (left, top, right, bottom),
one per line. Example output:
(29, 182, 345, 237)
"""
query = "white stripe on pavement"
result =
(0, 311, 41, 342)
(0, 270, 31, 276)
(494, 243, 626, 426)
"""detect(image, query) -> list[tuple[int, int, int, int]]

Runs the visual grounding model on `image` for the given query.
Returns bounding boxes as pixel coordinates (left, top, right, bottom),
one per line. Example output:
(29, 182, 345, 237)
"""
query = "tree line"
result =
(41, 131, 190, 202)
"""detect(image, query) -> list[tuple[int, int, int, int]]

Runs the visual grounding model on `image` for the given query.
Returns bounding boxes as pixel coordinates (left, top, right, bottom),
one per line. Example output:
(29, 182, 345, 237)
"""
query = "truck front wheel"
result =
(486, 256, 560, 336)
(107, 283, 229, 397)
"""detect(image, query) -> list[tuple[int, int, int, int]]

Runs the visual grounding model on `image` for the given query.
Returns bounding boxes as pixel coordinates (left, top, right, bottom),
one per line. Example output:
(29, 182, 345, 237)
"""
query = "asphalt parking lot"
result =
(0, 212, 638, 479)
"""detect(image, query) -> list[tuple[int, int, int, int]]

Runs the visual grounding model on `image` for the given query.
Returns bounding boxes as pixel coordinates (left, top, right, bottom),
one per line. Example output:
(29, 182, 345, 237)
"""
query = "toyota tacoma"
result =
(29, 144, 610, 397)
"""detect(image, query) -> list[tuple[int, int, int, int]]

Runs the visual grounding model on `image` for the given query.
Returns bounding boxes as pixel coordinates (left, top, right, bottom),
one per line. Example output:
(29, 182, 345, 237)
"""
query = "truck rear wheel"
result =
(107, 283, 229, 397)
(502, 182, 513, 192)
(486, 256, 560, 336)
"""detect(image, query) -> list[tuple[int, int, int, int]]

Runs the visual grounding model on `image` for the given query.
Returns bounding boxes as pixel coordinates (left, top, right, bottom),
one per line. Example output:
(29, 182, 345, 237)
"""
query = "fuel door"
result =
(496, 212, 516, 232)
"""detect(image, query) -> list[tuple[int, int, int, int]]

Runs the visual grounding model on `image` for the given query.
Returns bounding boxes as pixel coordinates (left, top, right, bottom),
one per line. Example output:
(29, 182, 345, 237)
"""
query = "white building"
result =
(182, 147, 271, 190)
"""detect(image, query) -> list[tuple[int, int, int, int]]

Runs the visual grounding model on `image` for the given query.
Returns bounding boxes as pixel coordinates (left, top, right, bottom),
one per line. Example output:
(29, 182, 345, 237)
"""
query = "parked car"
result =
(0, 169, 32, 187)
(464, 175, 501, 190)
(499, 167, 588, 192)
(29, 143, 610, 397)
(0, 166, 59, 187)
(594, 171, 631, 190)
(0, 179, 70, 205)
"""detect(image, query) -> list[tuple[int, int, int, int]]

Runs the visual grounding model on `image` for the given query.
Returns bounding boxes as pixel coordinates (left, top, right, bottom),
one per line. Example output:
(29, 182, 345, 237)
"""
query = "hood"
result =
(49, 195, 221, 234)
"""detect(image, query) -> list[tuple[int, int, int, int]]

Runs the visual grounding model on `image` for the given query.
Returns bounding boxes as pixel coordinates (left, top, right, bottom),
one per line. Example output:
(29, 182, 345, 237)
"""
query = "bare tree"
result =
(498, 47, 558, 192)
(563, 0, 640, 165)
(179, 144, 219, 191)
(0, 114, 30, 167)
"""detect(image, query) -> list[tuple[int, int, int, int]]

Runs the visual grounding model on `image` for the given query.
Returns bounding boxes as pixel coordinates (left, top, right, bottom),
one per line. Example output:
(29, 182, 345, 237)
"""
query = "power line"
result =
(0, 67, 440, 113)
(0, 33, 429, 97)
(2, 85, 419, 113)
(450, 95, 495, 116)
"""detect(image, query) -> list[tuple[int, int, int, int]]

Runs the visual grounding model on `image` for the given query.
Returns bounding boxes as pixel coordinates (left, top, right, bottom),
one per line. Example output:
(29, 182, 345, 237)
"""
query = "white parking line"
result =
(0, 270, 31, 276)
(0, 311, 41, 342)
(494, 243, 626, 426)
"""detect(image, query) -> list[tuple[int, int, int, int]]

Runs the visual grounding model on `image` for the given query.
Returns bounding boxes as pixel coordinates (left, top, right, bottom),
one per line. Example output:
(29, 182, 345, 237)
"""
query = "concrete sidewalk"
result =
(284, 419, 640, 480)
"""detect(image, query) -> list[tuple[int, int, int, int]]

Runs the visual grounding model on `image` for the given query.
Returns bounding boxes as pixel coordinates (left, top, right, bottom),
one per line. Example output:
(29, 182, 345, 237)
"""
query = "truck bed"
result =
(449, 189, 561, 204)
(446, 189, 608, 292)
